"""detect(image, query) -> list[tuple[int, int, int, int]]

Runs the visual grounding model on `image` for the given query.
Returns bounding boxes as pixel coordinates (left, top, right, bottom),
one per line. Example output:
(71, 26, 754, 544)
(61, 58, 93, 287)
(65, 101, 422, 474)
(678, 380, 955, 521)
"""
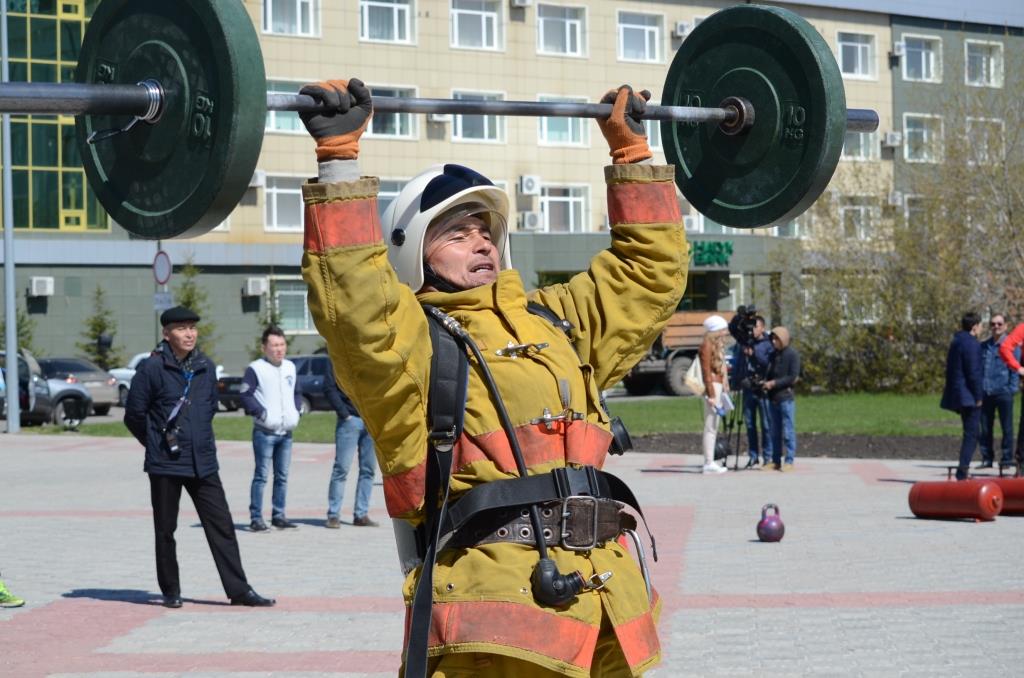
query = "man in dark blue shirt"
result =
(940, 312, 984, 480)
(729, 309, 774, 468)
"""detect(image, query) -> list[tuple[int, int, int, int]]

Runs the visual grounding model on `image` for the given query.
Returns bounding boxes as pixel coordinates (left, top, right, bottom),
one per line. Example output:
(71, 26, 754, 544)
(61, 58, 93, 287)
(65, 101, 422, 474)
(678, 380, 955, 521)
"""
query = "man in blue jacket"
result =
(940, 311, 984, 480)
(729, 308, 774, 468)
(979, 313, 1020, 469)
(124, 306, 274, 608)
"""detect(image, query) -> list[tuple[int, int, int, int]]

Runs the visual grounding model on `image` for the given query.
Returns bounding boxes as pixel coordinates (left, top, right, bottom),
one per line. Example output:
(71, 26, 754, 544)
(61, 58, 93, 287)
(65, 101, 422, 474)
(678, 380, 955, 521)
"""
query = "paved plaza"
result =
(2, 432, 1023, 677)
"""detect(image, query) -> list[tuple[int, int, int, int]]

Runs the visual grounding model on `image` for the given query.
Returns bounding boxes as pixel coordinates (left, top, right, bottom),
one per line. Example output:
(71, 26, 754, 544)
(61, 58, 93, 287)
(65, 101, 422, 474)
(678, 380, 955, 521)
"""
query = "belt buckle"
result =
(561, 495, 599, 551)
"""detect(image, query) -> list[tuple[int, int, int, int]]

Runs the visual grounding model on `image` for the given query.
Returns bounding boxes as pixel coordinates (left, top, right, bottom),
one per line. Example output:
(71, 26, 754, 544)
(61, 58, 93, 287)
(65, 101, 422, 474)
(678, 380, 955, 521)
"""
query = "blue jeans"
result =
(328, 416, 377, 520)
(956, 406, 981, 479)
(980, 393, 1014, 464)
(249, 429, 293, 521)
(742, 390, 773, 462)
(769, 398, 796, 465)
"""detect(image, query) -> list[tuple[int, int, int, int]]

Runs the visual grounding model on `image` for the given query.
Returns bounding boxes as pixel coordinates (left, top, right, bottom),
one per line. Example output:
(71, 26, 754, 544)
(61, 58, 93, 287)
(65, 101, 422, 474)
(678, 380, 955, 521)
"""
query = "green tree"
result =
(249, 278, 284, 360)
(172, 257, 219, 362)
(781, 43, 1024, 394)
(0, 303, 39, 356)
(75, 285, 125, 370)
(0, 304, 39, 356)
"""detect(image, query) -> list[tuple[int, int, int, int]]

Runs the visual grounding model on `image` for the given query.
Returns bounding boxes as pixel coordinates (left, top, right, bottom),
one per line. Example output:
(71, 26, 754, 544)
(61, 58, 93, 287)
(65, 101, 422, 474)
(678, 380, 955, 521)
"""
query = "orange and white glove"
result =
(298, 78, 373, 162)
(596, 85, 652, 164)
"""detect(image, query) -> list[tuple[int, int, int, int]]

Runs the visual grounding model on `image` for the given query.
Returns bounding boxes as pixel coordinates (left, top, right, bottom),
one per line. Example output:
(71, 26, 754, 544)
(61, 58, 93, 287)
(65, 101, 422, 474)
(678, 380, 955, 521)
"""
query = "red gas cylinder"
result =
(987, 477, 1024, 515)
(908, 480, 1003, 521)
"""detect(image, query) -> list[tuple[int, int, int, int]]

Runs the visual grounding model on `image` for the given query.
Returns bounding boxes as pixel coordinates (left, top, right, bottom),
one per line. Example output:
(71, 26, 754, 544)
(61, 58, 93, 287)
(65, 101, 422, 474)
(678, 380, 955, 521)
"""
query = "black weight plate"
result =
(75, 0, 266, 239)
(662, 5, 846, 229)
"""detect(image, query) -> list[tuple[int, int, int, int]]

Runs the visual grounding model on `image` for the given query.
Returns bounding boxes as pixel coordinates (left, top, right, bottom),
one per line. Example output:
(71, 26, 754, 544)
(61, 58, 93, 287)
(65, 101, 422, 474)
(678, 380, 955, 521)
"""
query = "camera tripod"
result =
(720, 390, 772, 470)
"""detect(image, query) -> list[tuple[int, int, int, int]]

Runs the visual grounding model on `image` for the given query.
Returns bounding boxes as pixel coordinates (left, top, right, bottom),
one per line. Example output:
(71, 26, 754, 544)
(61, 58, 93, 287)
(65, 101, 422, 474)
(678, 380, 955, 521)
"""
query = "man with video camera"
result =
(729, 305, 774, 468)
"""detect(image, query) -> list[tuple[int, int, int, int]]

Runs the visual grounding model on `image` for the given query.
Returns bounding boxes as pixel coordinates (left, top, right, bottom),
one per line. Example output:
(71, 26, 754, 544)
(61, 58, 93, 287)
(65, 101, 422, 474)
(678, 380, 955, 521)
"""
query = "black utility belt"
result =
(448, 497, 635, 551)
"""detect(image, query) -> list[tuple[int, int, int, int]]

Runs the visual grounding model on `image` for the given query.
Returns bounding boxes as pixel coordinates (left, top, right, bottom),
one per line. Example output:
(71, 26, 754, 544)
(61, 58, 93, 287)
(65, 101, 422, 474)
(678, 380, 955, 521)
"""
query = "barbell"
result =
(0, 0, 877, 239)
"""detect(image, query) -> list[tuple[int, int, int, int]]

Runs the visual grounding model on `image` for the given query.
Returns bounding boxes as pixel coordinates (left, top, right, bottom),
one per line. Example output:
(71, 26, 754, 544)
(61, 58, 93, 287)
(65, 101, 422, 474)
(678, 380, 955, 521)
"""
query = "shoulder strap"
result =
(406, 306, 469, 678)
(527, 301, 632, 455)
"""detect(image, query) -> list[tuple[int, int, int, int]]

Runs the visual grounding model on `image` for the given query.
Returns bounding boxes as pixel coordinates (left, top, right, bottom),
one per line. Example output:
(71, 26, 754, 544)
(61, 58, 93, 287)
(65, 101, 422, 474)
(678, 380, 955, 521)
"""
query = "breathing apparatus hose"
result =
(425, 307, 586, 607)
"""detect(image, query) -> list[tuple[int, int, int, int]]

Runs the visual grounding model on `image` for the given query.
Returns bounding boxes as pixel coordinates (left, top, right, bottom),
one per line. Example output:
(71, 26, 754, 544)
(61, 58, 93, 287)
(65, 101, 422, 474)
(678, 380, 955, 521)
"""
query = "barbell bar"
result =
(0, 0, 879, 239)
(0, 82, 879, 134)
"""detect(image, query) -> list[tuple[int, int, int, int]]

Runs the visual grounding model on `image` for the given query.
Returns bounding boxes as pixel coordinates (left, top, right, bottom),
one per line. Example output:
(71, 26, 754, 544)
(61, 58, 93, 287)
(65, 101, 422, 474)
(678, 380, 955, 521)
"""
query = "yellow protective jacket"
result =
(301, 163, 688, 677)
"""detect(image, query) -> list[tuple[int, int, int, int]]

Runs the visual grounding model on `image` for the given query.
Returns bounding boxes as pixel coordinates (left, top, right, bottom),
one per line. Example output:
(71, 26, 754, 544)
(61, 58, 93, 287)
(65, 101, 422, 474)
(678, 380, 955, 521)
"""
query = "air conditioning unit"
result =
(683, 215, 700, 231)
(245, 277, 269, 297)
(249, 169, 266, 188)
(891, 40, 906, 57)
(518, 174, 541, 196)
(428, 113, 453, 123)
(30, 276, 54, 297)
(510, 0, 532, 7)
(887, 190, 904, 207)
(882, 131, 903, 147)
(519, 211, 542, 231)
(672, 21, 689, 38)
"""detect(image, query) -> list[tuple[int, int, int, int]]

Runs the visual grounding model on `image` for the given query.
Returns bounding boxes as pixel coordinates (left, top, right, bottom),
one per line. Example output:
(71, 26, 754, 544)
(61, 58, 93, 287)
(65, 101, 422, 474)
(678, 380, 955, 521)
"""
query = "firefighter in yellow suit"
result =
(299, 78, 688, 677)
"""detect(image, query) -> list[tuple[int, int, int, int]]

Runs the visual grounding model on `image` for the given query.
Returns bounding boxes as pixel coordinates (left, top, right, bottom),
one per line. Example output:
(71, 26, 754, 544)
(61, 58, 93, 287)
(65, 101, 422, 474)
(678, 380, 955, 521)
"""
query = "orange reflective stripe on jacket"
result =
(383, 421, 612, 517)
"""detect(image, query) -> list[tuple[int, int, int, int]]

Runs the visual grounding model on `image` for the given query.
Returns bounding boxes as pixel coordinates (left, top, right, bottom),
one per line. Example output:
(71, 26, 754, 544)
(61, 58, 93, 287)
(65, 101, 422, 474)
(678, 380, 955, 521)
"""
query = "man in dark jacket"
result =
(124, 306, 274, 608)
(729, 309, 774, 468)
(941, 311, 984, 480)
(324, 370, 378, 528)
(762, 326, 800, 471)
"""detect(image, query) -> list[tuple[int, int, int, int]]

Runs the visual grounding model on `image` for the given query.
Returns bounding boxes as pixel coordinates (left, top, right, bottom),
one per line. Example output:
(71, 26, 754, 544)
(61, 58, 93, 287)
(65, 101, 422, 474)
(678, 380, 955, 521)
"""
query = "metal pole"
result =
(0, 82, 879, 132)
(1, 1, 20, 432)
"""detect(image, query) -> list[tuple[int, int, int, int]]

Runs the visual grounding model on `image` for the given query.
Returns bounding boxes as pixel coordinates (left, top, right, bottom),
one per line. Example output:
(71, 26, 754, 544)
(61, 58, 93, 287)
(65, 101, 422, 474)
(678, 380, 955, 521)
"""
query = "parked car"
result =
(37, 357, 118, 415)
(291, 354, 336, 414)
(217, 355, 334, 416)
(1, 350, 55, 426)
(216, 375, 245, 412)
(109, 351, 154, 407)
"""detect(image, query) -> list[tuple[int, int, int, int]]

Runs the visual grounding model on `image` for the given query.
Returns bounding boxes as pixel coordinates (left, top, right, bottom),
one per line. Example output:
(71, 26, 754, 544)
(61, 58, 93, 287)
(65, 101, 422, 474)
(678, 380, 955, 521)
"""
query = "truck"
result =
(622, 311, 734, 396)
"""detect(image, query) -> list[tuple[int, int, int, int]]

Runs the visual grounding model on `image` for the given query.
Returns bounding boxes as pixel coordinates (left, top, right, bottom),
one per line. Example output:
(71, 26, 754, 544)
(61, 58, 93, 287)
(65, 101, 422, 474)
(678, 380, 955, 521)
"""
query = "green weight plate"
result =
(75, 0, 266, 239)
(662, 5, 846, 229)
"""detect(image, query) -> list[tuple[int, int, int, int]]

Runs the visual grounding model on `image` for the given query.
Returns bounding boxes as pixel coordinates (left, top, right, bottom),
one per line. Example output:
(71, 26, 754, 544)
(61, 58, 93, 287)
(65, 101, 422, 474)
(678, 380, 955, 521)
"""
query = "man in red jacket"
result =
(998, 321, 1024, 468)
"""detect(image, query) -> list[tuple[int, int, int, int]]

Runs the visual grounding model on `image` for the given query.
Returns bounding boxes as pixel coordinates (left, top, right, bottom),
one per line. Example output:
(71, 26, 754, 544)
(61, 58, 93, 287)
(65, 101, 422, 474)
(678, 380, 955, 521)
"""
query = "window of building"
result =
(904, 195, 928, 231)
(4, 3, 105, 230)
(377, 179, 408, 217)
(359, 0, 413, 43)
(537, 4, 586, 57)
(538, 95, 588, 146)
(838, 32, 874, 78)
(644, 119, 662, 151)
(272, 278, 314, 332)
(966, 117, 1004, 165)
(452, 91, 505, 142)
(618, 11, 661, 63)
(264, 176, 304, 232)
(965, 40, 1003, 88)
(841, 131, 877, 161)
(727, 274, 745, 312)
(540, 185, 589, 233)
(840, 196, 876, 240)
(266, 80, 304, 133)
(902, 35, 941, 82)
(904, 113, 943, 163)
(263, 0, 320, 37)
(367, 87, 416, 138)
(451, 0, 502, 50)
(774, 211, 811, 238)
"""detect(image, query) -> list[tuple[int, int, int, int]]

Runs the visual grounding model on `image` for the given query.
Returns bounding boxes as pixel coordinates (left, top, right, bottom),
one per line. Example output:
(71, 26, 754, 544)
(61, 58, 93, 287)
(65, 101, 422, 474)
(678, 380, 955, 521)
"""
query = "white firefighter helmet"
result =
(382, 164, 511, 291)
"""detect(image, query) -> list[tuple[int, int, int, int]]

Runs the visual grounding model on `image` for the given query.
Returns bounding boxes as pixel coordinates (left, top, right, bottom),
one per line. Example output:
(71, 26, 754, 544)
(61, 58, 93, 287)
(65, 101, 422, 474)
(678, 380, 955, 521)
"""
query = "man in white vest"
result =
(241, 326, 302, 531)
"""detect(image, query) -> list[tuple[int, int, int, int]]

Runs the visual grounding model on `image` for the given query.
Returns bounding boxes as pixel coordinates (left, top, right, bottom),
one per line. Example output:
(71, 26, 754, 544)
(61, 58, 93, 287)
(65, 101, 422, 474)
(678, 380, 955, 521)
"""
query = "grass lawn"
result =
(31, 392, 964, 441)
(608, 392, 963, 437)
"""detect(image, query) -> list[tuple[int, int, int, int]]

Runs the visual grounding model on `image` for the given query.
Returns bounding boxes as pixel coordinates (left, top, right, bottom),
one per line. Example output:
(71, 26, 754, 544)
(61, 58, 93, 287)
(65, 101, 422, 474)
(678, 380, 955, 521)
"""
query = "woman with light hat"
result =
(698, 314, 731, 473)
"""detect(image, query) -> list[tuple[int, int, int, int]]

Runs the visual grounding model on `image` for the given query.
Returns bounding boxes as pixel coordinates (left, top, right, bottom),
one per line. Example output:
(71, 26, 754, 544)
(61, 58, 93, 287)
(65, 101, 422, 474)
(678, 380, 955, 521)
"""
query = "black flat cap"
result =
(160, 306, 201, 327)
